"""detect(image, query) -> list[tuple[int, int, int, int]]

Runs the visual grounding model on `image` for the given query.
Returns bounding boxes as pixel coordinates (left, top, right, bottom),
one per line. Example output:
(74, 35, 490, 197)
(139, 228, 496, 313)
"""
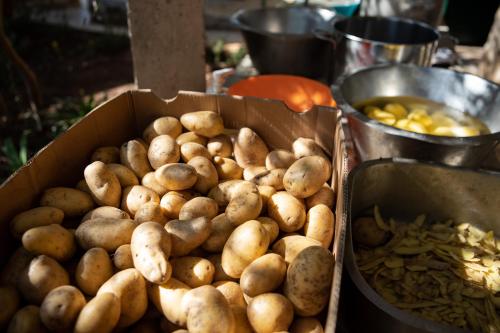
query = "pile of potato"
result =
(0, 111, 336, 333)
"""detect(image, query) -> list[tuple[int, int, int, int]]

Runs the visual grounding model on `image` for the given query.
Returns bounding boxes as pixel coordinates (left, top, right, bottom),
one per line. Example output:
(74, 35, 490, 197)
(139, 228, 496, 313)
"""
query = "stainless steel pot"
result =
(334, 64, 500, 169)
(342, 158, 500, 333)
(317, 16, 439, 82)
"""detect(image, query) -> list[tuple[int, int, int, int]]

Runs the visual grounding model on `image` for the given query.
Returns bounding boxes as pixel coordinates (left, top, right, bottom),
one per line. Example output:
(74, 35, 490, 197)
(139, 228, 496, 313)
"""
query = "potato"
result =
(75, 218, 137, 252)
(107, 163, 139, 187)
(284, 246, 334, 316)
(7, 305, 46, 333)
(292, 137, 328, 159)
(113, 244, 134, 270)
(202, 214, 235, 252)
(272, 235, 322, 264)
(0, 286, 20, 329)
(143, 116, 183, 143)
(265, 149, 296, 170)
(180, 111, 224, 138)
(134, 202, 167, 225)
(257, 217, 279, 243)
(142, 171, 169, 196)
(251, 168, 286, 190)
(240, 253, 286, 297)
(180, 142, 211, 162)
(181, 285, 235, 333)
(131, 222, 172, 284)
(171, 256, 214, 288)
(82, 206, 130, 222)
(121, 185, 160, 216)
(247, 293, 294, 333)
(165, 217, 211, 256)
(76, 247, 113, 296)
(97, 268, 148, 328)
(160, 192, 187, 219)
(290, 317, 324, 333)
(148, 278, 190, 327)
(179, 197, 218, 220)
(229, 305, 253, 333)
(155, 163, 198, 191)
(222, 220, 270, 278)
(22, 224, 75, 261)
(207, 254, 237, 282)
(40, 187, 94, 217)
(207, 134, 232, 158)
(91, 146, 120, 164)
(213, 281, 246, 307)
(225, 181, 262, 225)
(176, 131, 208, 146)
(304, 204, 334, 248)
(19, 255, 69, 304)
(0, 247, 34, 287)
(268, 191, 306, 232)
(283, 156, 331, 199)
(10, 207, 64, 239)
(234, 127, 269, 167)
(120, 139, 153, 178)
(214, 156, 243, 180)
(76, 179, 92, 194)
(257, 185, 276, 210)
(148, 134, 180, 169)
(84, 161, 121, 207)
(187, 156, 219, 194)
(40, 285, 86, 331)
(243, 166, 267, 181)
(352, 216, 388, 247)
(305, 185, 335, 209)
(74, 292, 121, 333)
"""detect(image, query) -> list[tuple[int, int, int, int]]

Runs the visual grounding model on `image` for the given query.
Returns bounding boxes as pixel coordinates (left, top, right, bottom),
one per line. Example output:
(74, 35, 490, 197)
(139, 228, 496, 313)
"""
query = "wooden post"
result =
(128, 0, 206, 99)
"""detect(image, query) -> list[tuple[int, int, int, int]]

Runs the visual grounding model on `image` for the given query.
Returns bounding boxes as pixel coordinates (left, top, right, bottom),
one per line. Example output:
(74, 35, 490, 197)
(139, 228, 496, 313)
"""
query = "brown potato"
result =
(171, 256, 214, 288)
(207, 254, 237, 282)
(121, 185, 160, 216)
(257, 217, 280, 243)
(82, 206, 130, 222)
(214, 156, 243, 180)
(251, 168, 286, 190)
(207, 134, 232, 158)
(283, 156, 331, 199)
(165, 216, 211, 256)
(179, 197, 218, 220)
(176, 131, 208, 146)
(292, 137, 328, 159)
(243, 166, 267, 181)
(0, 247, 34, 287)
(290, 317, 324, 333)
(352, 216, 388, 247)
(76, 179, 92, 194)
(257, 185, 276, 210)
(188, 156, 219, 194)
(234, 127, 269, 167)
(108, 163, 140, 187)
(148, 134, 180, 169)
(113, 244, 134, 270)
(231, 305, 253, 333)
(40, 285, 86, 332)
(19, 255, 70, 304)
(40, 187, 94, 217)
(10, 207, 64, 239)
(180, 142, 211, 162)
(271, 235, 322, 264)
(305, 185, 335, 209)
(120, 139, 153, 178)
(0, 286, 20, 329)
(284, 246, 334, 316)
(7, 305, 46, 333)
(143, 116, 183, 143)
(75, 218, 137, 252)
(134, 202, 167, 225)
(265, 149, 296, 170)
(76, 247, 114, 296)
(247, 293, 294, 333)
(91, 146, 120, 164)
(84, 161, 121, 207)
(202, 213, 235, 253)
(142, 171, 169, 196)
(74, 292, 121, 333)
(180, 111, 224, 138)
(304, 204, 334, 248)
(160, 192, 187, 219)
(131, 222, 172, 284)
(148, 278, 191, 327)
(268, 191, 306, 232)
(240, 253, 286, 297)
(155, 163, 198, 191)
(22, 224, 75, 261)
(224, 181, 263, 226)
(213, 281, 246, 308)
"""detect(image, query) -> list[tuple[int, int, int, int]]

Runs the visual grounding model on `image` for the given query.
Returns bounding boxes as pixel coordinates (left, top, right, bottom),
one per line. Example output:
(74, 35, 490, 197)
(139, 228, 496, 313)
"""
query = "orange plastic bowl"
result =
(227, 75, 336, 113)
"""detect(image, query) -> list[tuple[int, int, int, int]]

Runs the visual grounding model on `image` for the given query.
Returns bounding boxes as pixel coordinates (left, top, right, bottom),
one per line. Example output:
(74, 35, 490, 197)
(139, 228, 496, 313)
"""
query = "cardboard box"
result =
(0, 90, 348, 332)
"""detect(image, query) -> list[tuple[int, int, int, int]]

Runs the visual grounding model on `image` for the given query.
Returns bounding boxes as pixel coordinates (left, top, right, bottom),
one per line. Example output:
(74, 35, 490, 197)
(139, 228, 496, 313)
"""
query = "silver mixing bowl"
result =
(334, 64, 500, 169)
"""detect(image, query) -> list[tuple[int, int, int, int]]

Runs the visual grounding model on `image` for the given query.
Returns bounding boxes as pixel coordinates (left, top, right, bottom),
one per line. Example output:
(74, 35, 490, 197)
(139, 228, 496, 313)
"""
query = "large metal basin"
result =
(342, 158, 500, 333)
(334, 64, 500, 169)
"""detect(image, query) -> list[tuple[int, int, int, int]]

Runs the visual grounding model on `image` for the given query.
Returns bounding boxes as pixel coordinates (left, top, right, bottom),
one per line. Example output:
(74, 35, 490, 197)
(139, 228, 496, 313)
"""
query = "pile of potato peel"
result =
(0, 111, 336, 333)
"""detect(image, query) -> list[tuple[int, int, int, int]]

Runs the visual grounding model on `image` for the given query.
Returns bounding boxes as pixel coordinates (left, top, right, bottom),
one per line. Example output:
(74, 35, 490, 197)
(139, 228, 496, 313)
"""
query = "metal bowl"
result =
(342, 158, 500, 333)
(231, 6, 336, 82)
(334, 64, 500, 169)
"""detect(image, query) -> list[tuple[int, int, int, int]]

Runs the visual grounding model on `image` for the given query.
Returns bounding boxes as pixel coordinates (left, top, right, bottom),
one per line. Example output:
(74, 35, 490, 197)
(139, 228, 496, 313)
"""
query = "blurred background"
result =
(0, 0, 498, 182)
